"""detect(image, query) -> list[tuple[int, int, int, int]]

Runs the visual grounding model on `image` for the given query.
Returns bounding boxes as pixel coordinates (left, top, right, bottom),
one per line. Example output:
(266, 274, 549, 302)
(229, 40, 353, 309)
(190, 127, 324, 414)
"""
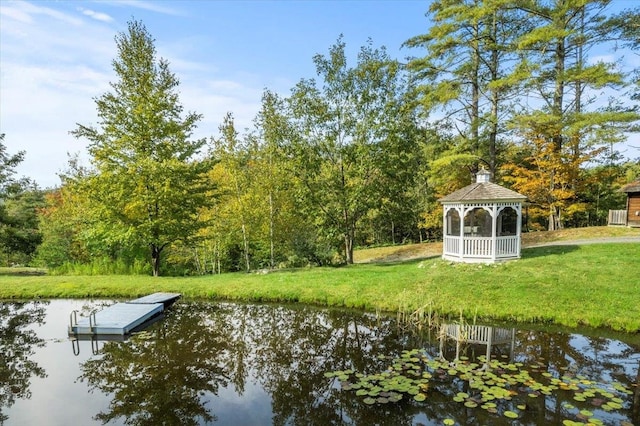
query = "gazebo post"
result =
(516, 204, 522, 255)
(491, 204, 497, 262)
(458, 205, 464, 260)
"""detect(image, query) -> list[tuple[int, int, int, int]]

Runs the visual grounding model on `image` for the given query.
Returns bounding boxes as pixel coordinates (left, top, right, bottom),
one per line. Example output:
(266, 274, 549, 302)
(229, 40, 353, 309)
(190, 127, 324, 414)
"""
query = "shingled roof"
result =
(438, 181, 527, 203)
(620, 179, 640, 193)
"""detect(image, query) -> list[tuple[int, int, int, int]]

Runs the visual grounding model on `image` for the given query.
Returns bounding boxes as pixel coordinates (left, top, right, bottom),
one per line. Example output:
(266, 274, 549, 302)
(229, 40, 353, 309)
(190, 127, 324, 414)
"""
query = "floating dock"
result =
(68, 292, 180, 336)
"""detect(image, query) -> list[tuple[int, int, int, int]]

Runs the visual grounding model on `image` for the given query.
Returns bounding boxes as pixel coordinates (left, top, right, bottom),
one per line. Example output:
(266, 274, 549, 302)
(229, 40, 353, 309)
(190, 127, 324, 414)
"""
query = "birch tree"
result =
(287, 38, 410, 263)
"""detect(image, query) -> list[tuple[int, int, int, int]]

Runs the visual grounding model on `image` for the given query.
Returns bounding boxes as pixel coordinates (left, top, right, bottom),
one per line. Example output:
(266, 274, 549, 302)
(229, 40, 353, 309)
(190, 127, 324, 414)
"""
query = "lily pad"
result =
(504, 410, 518, 419)
(413, 393, 427, 402)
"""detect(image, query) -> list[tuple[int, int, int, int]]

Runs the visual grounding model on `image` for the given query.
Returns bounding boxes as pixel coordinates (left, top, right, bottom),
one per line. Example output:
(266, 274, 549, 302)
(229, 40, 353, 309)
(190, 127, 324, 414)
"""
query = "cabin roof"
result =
(620, 180, 640, 193)
(438, 181, 527, 203)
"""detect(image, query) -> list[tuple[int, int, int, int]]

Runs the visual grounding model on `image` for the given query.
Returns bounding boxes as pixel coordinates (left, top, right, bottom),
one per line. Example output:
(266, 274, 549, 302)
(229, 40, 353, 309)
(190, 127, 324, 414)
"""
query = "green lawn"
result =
(1, 242, 638, 333)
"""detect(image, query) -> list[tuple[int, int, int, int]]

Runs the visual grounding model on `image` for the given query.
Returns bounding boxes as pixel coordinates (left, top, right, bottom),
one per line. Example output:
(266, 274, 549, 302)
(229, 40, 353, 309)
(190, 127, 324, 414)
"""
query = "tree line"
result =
(1, 1, 639, 275)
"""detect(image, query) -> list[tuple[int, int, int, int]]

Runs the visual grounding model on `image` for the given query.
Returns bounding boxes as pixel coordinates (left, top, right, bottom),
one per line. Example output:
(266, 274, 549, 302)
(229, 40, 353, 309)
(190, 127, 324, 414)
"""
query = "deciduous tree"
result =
(71, 20, 211, 276)
(0, 134, 44, 265)
(287, 38, 411, 263)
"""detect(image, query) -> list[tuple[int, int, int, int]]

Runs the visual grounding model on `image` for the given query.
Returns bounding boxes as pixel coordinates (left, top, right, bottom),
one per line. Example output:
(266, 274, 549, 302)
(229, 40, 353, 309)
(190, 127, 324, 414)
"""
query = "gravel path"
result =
(525, 236, 640, 248)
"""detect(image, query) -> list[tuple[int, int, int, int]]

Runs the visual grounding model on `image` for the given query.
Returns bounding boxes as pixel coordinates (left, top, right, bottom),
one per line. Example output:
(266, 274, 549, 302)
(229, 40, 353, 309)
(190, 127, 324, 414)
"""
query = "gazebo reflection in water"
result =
(438, 323, 516, 365)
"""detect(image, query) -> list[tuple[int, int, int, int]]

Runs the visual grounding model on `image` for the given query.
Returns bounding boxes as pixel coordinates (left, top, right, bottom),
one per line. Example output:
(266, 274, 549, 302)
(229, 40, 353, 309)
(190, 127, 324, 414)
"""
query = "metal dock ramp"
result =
(68, 292, 180, 336)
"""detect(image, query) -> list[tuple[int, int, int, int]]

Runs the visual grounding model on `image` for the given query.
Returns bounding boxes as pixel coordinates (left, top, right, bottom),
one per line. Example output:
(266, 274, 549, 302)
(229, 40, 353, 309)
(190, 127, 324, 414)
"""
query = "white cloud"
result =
(97, 0, 184, 16)
(0, 3, 33, 24)
(0, 1, 115, 187)
(0, 1, 271, 187)
(79, 7, 114, 23)
(2, 0, 84, 26)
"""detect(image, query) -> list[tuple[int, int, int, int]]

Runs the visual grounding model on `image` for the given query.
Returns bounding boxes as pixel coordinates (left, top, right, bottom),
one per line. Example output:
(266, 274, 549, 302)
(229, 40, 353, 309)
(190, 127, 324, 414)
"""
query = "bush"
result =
(49, 257, 151, 276)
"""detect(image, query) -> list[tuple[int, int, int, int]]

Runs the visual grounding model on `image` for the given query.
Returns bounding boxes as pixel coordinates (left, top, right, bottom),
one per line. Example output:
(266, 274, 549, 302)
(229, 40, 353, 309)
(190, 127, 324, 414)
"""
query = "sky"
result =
(1, 0, 638, 189)
(0, 0, 430, 188)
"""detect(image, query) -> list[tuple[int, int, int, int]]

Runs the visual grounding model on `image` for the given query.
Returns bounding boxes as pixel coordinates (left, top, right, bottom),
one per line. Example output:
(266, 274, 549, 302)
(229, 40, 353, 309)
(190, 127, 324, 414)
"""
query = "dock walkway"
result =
(68, 292, 180, 336)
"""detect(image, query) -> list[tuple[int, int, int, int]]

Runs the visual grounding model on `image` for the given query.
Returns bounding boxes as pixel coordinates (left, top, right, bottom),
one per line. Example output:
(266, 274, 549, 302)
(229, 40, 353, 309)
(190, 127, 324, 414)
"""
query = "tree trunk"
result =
(241, 222, 250, 272)
(391, 220, 396, 245)
(269, 191, 275, 269)
(344, 230, 354, 264)
(151, 244, 161, 277)
(471, 19, 480, 157)
(552, 35, 565, 152)
(193, 247, 202, 275)
(488, 9, 499, 178)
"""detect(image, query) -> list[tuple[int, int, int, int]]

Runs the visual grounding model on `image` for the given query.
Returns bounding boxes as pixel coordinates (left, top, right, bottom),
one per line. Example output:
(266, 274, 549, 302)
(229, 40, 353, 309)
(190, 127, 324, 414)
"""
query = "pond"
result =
(1, 299, 638, 425)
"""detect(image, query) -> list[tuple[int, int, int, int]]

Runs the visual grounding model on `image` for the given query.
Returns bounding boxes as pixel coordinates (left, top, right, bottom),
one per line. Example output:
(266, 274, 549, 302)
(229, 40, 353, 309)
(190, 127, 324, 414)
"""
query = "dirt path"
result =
(524, 236, 640, 248)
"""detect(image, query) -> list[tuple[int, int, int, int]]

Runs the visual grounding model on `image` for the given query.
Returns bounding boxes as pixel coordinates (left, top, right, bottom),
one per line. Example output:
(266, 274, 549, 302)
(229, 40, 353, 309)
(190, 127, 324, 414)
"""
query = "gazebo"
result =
(438, 170, 527, 263)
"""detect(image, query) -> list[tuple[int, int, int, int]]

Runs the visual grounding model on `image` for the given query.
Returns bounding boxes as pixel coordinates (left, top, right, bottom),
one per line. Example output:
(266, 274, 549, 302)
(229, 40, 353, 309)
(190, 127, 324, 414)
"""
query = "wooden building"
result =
(621, 179, 640, 227)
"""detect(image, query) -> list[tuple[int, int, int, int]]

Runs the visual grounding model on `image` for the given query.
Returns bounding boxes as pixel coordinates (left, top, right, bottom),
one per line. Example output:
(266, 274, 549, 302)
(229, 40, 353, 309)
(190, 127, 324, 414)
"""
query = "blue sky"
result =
(1, 0, 429, 188)
(1, 1, 638, 188)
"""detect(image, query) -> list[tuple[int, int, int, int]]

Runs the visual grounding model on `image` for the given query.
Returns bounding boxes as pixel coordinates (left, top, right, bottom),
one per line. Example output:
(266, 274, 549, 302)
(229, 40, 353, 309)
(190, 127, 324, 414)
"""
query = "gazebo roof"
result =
(438, 181, 527, 203)
(620, 179, 640, 193)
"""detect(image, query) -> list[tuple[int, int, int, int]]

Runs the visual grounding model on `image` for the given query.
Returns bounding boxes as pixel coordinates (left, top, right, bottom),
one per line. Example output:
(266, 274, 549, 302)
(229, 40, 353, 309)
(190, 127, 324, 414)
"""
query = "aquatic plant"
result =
(327, 349, 634, 424)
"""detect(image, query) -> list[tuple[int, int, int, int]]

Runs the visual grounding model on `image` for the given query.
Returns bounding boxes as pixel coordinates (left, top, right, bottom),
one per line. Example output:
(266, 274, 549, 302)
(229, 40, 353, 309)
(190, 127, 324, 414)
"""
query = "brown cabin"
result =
(621, 179, 640, 227)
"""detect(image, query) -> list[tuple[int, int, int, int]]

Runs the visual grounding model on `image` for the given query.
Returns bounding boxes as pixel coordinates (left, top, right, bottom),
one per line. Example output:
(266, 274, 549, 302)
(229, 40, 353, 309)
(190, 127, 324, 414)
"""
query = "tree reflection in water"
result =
(77, 302, 640, 425)
(0, 301, 47, 423)
(78, 302, 422, 425)
(79, 303, 237, 425)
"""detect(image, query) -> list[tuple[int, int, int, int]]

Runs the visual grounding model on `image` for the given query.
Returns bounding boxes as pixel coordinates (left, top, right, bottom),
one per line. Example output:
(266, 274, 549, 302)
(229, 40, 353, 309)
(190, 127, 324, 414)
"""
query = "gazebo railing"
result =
(495, 236, 519, 257)
(443, 235, 519, 260)
(443, 235, 460, 254)
(442, 324, 514, 345)
(463, 237, 492, 256)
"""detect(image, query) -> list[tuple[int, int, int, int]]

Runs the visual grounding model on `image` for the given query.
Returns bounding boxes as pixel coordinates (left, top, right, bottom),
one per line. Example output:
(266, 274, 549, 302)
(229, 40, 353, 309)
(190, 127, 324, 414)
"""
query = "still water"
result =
(1, 299, 638, 425)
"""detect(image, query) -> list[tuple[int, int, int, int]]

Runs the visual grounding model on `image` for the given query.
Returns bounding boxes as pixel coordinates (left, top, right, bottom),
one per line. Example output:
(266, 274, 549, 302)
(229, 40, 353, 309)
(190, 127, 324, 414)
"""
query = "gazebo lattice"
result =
(438, 170, 527, 263)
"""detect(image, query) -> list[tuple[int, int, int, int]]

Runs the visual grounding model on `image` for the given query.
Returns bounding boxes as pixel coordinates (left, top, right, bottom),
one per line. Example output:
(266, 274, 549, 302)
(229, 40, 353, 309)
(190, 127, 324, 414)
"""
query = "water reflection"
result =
(438, 323, 516, 363)
(76, 302, 639, 426)
(1, 300, 638, 425)
(77, 303, 416, 425)
(430, 324, 639, 425)
(0, 301, 47, 423)
(80, 304, 237, 425)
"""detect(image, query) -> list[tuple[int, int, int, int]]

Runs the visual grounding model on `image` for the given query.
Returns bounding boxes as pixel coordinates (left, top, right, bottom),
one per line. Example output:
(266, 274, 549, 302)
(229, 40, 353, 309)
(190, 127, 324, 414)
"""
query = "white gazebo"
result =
(438, 170, 527, 263)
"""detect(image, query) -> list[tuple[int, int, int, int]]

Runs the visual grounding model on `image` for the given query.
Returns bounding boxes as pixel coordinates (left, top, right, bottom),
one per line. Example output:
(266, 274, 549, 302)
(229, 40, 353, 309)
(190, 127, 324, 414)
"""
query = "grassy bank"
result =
(1, 240, 639, 333)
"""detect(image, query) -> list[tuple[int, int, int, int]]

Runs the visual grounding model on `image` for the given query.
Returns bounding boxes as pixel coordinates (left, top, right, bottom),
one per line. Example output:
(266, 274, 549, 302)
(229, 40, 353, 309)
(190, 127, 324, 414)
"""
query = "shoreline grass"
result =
(1, 241, 639, 333)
